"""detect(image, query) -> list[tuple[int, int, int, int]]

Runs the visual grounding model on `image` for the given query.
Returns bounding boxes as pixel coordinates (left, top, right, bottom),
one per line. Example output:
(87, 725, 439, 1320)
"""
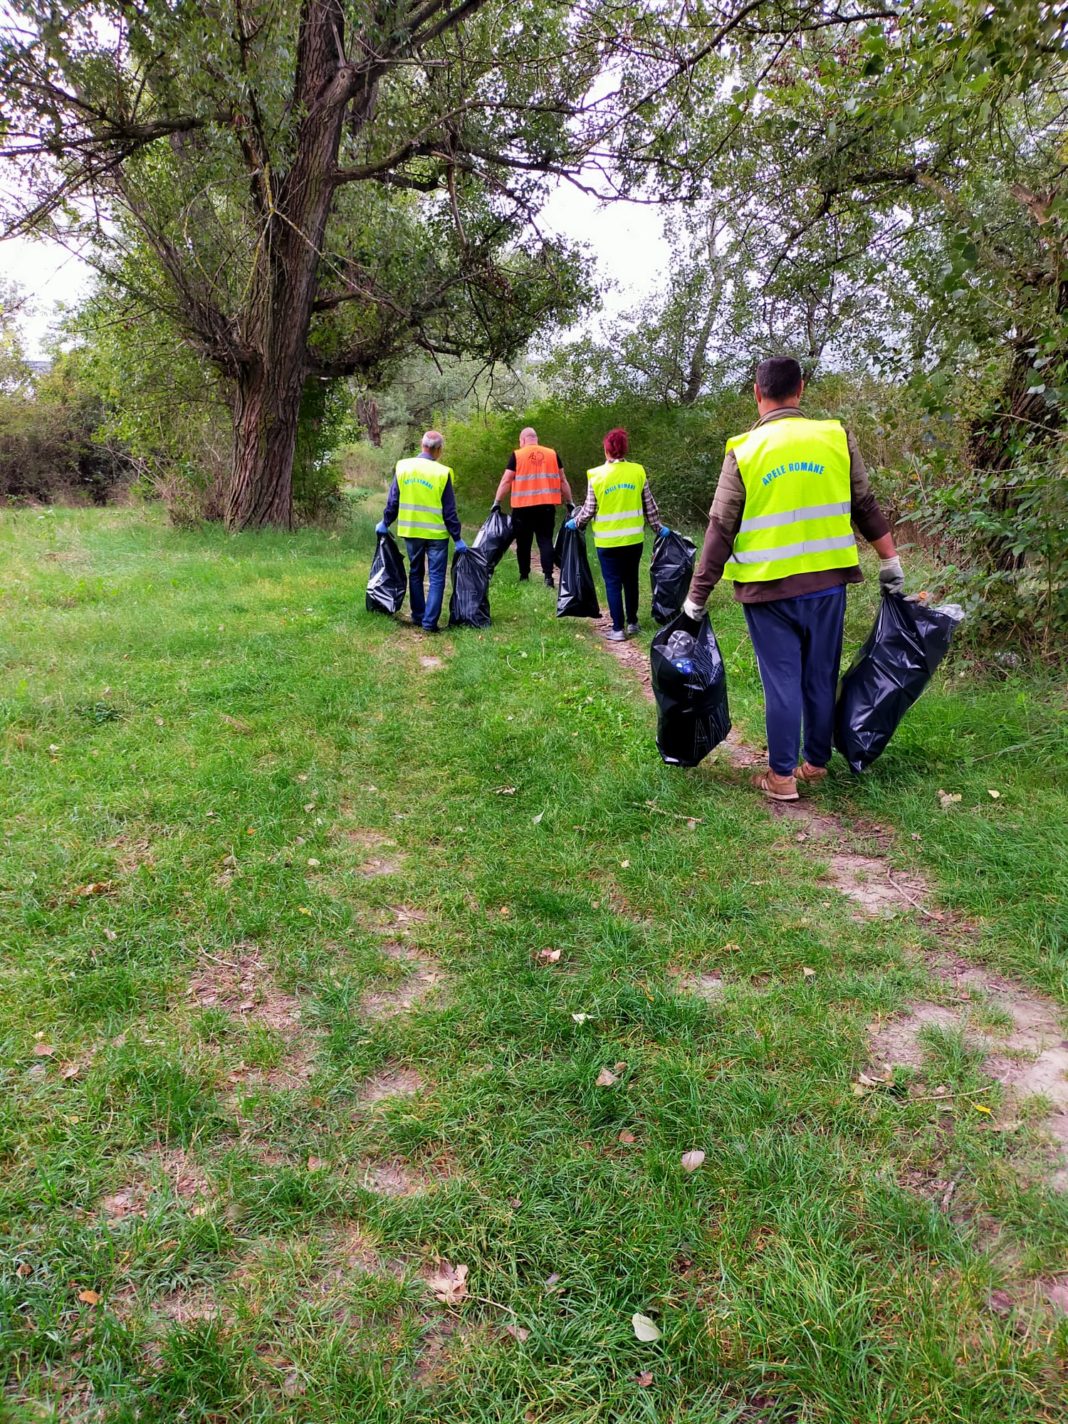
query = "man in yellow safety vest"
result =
(683, 357, 904, 801)
(377, 430, 467, 632)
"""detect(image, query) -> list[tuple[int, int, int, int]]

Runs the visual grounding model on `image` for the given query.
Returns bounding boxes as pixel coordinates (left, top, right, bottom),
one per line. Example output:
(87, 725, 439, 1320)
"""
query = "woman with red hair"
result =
(566, 428, 669, 640)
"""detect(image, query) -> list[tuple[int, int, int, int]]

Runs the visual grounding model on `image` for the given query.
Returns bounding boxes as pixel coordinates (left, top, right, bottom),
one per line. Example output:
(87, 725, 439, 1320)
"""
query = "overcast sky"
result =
(1, 183, 671, 358)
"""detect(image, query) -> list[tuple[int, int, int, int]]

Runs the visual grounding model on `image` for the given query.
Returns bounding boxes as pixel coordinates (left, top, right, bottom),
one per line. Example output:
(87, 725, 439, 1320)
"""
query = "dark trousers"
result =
(512, 504, 557, 580)
(743, 587, 847, 775)
(405, 537, 450, 630)
(596, 543, 643, 631)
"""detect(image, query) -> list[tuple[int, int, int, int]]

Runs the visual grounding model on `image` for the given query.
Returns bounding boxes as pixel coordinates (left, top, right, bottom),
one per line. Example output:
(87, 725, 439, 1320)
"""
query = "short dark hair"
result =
(755, 356, 803, 402)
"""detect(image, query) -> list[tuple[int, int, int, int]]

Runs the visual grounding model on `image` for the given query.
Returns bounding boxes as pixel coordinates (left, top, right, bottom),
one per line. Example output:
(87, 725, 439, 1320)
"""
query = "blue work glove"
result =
(657, 525, 671, 538)
(564, 518, 577, 531)
(375, 520, 388, 534)
(454, 538, 468, 554)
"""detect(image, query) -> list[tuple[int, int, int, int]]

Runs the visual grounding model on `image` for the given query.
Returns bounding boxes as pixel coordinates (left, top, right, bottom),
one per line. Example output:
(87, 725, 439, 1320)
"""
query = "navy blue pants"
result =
(597, 543, 643, 631)
(405, 538, 450, 630)
(743, 587, 846, 775)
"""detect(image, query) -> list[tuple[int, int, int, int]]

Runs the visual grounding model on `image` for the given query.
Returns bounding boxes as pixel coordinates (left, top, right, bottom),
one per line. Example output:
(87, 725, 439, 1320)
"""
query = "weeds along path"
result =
(597, 616, 1068, 1201)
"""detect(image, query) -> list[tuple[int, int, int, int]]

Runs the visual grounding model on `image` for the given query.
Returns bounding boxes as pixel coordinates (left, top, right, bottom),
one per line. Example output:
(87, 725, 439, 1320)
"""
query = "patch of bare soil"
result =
(669, 968, 725, 1001)
(187, 944, 319, 1090)
(357, 1158, 433, 1197)
(362, 950, 446, 1021)
(412, 1318, 490, 1387)
(99, 1145, 212, 1224)
(419, 655, 443, 670)
(357, 1065, 426, 1104)
(357, 855, 404, 878)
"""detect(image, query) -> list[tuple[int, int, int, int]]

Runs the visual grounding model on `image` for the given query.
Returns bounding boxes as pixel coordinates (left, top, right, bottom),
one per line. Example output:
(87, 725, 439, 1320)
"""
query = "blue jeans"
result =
(405, 538, 450, 630)
(596, 544, 643, 631)
(743, 586, 847, 775)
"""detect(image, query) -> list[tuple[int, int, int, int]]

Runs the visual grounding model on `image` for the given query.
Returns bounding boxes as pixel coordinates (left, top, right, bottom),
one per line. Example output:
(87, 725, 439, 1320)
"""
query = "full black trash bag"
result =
(555, 526, 601, 618)
(365, 531, 407, 615)
(834, 592, 965, 772)
(650, 611, 731, 767)
(472, 507, 514, 573)
(448, 546, 492, 628)
(650, 530, 697, 625)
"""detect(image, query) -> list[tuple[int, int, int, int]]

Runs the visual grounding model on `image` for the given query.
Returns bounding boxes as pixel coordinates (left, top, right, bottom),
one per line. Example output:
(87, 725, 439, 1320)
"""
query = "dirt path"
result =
(598, 617, 1068, 1195)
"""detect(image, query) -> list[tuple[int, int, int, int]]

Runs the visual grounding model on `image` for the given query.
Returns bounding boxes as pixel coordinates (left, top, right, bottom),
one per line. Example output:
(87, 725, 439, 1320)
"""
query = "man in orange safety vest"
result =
(492, 427, 574, 587)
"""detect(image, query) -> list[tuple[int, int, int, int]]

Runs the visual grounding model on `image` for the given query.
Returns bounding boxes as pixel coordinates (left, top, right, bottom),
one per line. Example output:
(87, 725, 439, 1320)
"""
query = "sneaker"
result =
(544, 575, 555, 588)
(625, 621, 640, 637)
(603, 628, 626, 642)
(750, 769, 799, 802)
(794, 761, 828, 784)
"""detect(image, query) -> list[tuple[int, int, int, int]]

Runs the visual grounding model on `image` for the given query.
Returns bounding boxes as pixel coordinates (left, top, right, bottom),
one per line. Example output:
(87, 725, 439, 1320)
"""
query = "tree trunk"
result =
(225, 0, 357, 530)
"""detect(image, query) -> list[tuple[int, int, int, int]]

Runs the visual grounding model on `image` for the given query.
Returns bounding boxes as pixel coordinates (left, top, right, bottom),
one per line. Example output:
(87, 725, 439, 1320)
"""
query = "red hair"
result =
(603, 427, 629, 459)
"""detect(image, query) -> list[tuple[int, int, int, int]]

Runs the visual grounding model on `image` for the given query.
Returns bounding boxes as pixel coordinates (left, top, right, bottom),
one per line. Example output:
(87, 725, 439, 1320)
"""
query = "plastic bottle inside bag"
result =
(664, 630, 695, 659)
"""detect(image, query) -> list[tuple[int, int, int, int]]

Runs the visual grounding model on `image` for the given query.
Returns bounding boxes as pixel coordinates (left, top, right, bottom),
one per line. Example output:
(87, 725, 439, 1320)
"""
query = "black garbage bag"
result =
(555, 526, 601, 618)
(472, 506, 514, 573)
(448, 546, 492, 628)
(834, 593, 965, 772)
(650, 611, 731, 767)
(650, 530, 697, 625)
(365, 531, 407, 615)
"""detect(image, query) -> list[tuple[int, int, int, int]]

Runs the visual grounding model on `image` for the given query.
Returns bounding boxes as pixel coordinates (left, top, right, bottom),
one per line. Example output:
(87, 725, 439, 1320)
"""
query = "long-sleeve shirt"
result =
(382, 453, 462, 541)
(688, 406, 891, 606)
(572, 462, 663, 533)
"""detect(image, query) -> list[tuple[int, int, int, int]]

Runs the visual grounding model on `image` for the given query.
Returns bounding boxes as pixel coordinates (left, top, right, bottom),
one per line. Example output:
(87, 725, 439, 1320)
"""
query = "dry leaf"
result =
(16, 1263, 31, 1277)
(974, 1103, 993, 1115)
(303, 802, 316, 812)
(298, 907, 311, 916)
(801, 966, 816, 978)
(77, 881, 113, 897)
(620, 859, 630, 868)
(306, 857, 320, 868)
(33, 1043, 55, 1058)
(636, 1370, 654, 1387)
(504, 1323, 530, 1343)
(632, 1313, 661, 1342)
(988, 789, 1001, 799)
(238, 999, 255, 1011)
(596, 1067, 617, 1087)
(499, 906, 510, 917)
(618, 1130, 637, 1145)
(544, 1273, 561, 1289)
(571, 1012, 591, 1024)
(427, 1262, 468, 1306)
(77, 1289, 101, 1306)
(532, 812, 544, 825)
(60, 1063, 80, 1080)
(613, 1061, 627, 1072)
(495, 786, 517, 796)
(680, 1150, 706, 1173)
(537, 948, 561, 963)
(103, 928, 117, 942)
(307, 1156, 324, 1171)
(721, 942, 740, 954)
(937, 789, 962, 809)
(220, 714, 252, 733)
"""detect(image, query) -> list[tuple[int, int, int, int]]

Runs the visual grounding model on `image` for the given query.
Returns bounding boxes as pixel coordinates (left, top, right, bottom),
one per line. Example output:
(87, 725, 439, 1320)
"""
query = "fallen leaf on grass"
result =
(618, 1130, 637, 1144)
(220, 714, 252, 734)
(60, 1063, 80, 1080)
(307, 858, 320, 868)
(801, 966, 816, 978)
(504, 1324, 530, 1343)
(532, 812, 544, 825)
(103, 928, 117, 942)
(544, 1273, 561, 1289)
(620, 859, 630, 869)
(988, 789, 1001, 799)
(494, 786, 517, 796)
(937, 789, 962, 809)
(77, 881, 114, 897)
(307, 1156, 324, 1171)
(427, 1262, 468, 1306)
(571, 1012, 591, 1024)
(537, 948, 561, 963)
(32, 1043, 55, 1058)
(77, 1289, 101, 1305)
(596, 1067, 617, 1087)
(680, 1150, 706, 1173)
(637, 1370, 654, 1387)
(632, 1313, 661, 1342)
(973, 1103, 993, 1115)
(16, 1263, 31, 1278)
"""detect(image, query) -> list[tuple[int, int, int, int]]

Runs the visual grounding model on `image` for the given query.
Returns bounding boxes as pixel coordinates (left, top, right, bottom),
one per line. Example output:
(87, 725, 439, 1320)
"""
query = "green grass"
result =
(1, 503, 1066, 1422)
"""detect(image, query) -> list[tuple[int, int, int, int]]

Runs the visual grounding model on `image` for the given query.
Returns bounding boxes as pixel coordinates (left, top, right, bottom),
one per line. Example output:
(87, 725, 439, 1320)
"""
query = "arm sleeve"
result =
(506, 452, 517, 472)
(441, 476, 462, 541)
(686, 451, 746, 607)
(847, 431, 891, 543)
(641, 481, 662, 531)
(382, 476, 399, 526)
(572, 481, 597, 529)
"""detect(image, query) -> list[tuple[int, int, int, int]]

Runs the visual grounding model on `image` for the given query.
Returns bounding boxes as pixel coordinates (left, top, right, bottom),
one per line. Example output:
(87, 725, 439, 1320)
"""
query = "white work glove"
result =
(878, 556, 905, 596)
(681, 597, 704, 622)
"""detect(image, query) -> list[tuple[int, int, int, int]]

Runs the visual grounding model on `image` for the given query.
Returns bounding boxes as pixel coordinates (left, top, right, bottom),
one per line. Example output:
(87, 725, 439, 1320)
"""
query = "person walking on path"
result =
(566, 427, 670, 642)
(377, 430, 467, 633)
(492, 426, 574, 586)
(682, 356, 904, 801)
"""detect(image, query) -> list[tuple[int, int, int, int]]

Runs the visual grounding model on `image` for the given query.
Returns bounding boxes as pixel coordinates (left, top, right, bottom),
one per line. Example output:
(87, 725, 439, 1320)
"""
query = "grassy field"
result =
(1, 501, 1066, 1423)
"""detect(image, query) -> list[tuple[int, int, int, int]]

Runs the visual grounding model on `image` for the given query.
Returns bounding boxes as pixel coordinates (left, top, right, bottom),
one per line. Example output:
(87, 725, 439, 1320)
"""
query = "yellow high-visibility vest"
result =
(395, 457, 451, 540)
(588, 460, 646, 549)
(722, 417, 857, 581)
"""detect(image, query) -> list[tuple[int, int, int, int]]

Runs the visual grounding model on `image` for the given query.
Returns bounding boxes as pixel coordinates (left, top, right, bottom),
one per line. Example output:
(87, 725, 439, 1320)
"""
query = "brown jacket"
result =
(688, 406, 890, 606)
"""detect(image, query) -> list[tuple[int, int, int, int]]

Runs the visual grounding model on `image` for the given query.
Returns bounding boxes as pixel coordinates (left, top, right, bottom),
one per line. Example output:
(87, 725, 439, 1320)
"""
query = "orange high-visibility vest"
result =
(511, 444, 563, 508)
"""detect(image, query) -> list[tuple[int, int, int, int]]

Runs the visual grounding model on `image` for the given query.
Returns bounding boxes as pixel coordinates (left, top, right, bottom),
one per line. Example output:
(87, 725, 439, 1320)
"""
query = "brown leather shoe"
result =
(751, 769, 799, 802)
(794, 761, 828, 784)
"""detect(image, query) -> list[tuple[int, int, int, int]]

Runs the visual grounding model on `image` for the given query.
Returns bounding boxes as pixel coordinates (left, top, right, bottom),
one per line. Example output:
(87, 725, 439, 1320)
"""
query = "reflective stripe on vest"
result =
(589, 460, 646, 548)
(722, 418, 857, 582)
(511, 444, 562, 507)
(395, 457, 451, 540)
